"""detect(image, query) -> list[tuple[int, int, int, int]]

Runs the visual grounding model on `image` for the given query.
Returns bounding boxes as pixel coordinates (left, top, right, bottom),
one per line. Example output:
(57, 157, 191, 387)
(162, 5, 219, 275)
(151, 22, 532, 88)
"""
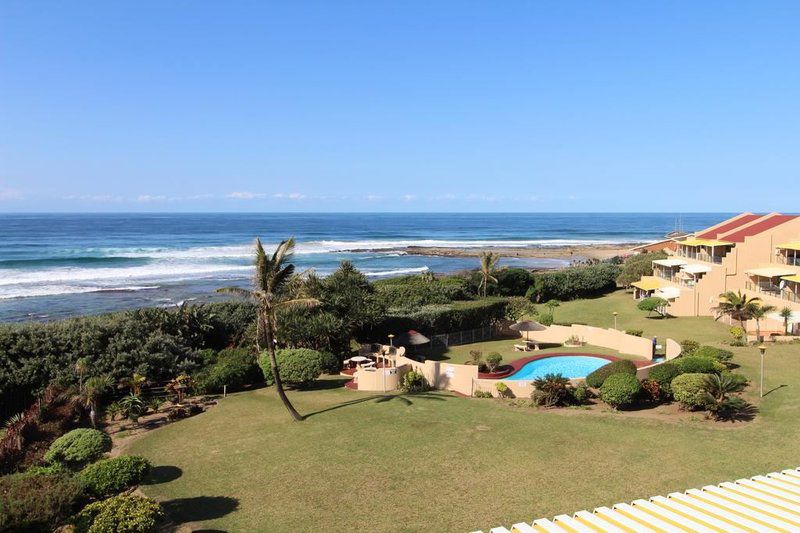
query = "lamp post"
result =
(613, 312, 618, 330)
(385, 334, 395, 392)
(759, 344, 767, 398)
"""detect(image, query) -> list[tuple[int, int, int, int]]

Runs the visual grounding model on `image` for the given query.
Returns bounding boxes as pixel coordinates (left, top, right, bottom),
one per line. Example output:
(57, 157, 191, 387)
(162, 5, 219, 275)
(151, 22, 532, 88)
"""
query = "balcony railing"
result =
(776, 255, 800, 266)
(745, 280, 800, 303)
(676, 250, 723, 264)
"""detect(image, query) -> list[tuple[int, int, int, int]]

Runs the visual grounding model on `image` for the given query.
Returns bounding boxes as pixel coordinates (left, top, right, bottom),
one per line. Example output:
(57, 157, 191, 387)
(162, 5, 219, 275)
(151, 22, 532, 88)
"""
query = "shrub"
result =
(505, 296, 536, 321)
(22, 463, 69, 477)
(721, 371, 749, 392)
(78, 455, 152, 498)
(694, 345, 734, 363)
(538, 313, 554, 326)
(527, 263, 620, 302)
(625, 329, 643, 337)
(729, 326, 746, 346)
(637, 297, 669, 317)
(44, 428, 111, 469)
(473, 390, 493, 398)
(616, 251, 668, 287)
(531, 373, 571, 407)
(585, 360, 637, 388)
(673, 356, 717, 374)
(0, 473, 84, 532)
(671, 373, 710, 410)
(495, 382, 509, 397)
(647, 362, 681, 396)
(495, 268, 534, 296)
(570, 384, 590, 404)
(640, 378, 662, 403)
(75, 494, 163, 533)
(600, 373, 641, 408)
(468, 350, 483, 365)
(679, 339, 700, 356)
(399, 370, 429, 393)
(259, 348, 326, 386)
(485, 352, 503, 373)
(193, 348, 261, 393)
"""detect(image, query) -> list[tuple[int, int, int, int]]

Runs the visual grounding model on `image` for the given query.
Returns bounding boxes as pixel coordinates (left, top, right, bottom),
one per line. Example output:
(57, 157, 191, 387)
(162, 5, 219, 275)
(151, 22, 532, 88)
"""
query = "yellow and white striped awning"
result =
(476, 466, 800, 533)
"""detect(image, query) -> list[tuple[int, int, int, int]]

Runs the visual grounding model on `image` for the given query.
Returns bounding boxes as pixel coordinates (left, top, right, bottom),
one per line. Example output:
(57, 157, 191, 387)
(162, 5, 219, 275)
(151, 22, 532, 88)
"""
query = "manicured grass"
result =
(128, 291, 800, 532)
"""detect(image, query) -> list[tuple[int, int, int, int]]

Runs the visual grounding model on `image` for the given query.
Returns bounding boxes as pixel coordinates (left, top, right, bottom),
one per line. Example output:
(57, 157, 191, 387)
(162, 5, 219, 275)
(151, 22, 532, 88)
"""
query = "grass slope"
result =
(129, 291, 800, 532)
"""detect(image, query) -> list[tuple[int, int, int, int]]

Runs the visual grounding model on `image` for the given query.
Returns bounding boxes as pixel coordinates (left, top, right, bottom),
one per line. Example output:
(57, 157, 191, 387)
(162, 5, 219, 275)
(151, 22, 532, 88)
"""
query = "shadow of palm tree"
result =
(143, 465, 182, 485)
(162, 496, 239, 524)
(715, 402, 759, 422)
(302, 392, 447, 419)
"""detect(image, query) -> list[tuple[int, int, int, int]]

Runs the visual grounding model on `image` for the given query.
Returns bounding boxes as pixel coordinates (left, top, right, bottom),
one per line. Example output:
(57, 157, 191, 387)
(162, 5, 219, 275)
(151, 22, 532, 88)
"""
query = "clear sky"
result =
(1, 1, 799, 213)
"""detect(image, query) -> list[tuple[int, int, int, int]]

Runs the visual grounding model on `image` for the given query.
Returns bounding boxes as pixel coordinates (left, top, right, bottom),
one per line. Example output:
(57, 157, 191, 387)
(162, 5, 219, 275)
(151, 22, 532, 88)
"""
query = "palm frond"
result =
(274, 297, 321, 312)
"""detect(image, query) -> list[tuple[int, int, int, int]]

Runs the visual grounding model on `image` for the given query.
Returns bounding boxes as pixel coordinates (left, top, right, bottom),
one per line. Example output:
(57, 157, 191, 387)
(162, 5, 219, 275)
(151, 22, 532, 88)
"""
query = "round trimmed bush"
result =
(78, 455, 152, 498)
(75, 494, 163, 533)
(193, 348, 261, 393)
(0, 473, 84, 531)
(44, 428, 111, 469)
(647, 362, 681, 396)
(259, 348, 325, 386)
(671, 373, 710, 409)
(694, 345, 734, 363)
(673, 356, 717, 374)
(585, 360, 637, 388)
(600, 373, 642, 408)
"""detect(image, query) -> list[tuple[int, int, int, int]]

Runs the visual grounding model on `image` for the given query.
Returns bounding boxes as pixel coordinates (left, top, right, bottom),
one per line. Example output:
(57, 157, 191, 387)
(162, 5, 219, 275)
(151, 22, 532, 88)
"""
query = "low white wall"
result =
(532, 324, 655, 359)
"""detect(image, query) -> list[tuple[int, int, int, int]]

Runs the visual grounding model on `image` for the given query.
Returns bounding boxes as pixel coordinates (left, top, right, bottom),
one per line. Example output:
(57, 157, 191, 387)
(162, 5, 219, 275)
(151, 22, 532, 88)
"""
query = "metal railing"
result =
(745, 280, 800, 303)
(776, 255, 800, 266)
(676, 250, 723, 264)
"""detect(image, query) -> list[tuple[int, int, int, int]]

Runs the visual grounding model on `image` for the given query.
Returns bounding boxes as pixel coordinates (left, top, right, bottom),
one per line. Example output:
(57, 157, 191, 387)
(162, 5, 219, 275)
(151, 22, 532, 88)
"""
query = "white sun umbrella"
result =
(767, 310, 800, 333)
(509, 320, 547, 342)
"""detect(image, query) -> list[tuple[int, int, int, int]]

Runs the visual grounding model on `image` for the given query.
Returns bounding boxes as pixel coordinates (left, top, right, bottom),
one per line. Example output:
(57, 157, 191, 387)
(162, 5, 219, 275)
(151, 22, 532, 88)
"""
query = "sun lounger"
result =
(513, 344, 530, 352)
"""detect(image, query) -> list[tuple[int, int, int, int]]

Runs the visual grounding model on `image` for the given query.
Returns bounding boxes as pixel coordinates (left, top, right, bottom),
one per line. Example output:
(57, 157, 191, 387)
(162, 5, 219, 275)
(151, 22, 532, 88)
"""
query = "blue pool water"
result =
(505, 355, 611, 380)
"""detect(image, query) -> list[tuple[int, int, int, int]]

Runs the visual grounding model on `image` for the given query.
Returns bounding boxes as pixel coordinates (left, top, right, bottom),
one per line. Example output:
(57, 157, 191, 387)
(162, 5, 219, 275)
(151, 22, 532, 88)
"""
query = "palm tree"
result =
(751, 303, 777, 341)
(779, 306, 794, 335)
(477, 251, 500, 298)
(218, 238, 319, 421)
(119, 373, 147, 396)
(74, 357, 89, 393)
(82, 375, 113, 428)
(711, 290, 761, 331)
(701, 373, 745, 416)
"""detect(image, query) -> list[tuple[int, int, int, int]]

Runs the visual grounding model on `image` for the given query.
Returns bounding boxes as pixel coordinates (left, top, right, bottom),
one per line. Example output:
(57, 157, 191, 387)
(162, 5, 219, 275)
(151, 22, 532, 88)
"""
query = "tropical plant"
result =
(468, 350, 483, 365)
(105, 402, 122, 421)
(647, 362, 681, 397)
(399, 370, 429, 393)
(495, 381, 509, 398)
(75, 357, 89, 393)
(78, 455, 152, 498)
(3, 412, 27, 451)
(751, 303, 777, 341)
(701, 373, 747, 418)
(477, 251, 500, 297)
(531, 373, 571, 407)
(165, 374, 193, 404)
(218, 238, 320, 421)
(712, 290, 761, 330)
(44, 428, 111, 469)
(81, 375, 113, 428)
(119, 394, 144, 422)
(779, 306, 794, 335)
(729, 326, 746, 346)
(75, 494, 163, 533)
(485, 352, 503, 373)
(679, 339, 700, 356)
(119, 373, 147, 397)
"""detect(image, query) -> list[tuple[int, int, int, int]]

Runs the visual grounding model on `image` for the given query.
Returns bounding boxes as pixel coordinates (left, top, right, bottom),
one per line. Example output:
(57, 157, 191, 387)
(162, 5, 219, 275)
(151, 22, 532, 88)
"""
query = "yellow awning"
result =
(746, 266, 797, 278)
(777, 242, 800, 252)
(679, 237, 733, 247)
(783, 275, 800, 283)
(631, 277, 663, 291)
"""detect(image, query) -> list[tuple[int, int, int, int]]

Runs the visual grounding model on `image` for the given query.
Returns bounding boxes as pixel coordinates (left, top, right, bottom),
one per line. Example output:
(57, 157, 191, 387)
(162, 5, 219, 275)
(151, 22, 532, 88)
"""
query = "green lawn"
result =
(128, 291, 800, 532)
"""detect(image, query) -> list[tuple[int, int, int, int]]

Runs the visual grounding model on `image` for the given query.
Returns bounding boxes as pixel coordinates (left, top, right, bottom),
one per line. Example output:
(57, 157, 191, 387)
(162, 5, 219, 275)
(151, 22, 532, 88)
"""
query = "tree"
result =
(750, 303, 776, 341)
(712, 291, 761, 331)
(780, 306, 794, 335)
(82, 375, 113, 428)
(616, 251, 668, 287)
(218, 238, 319, 421)
(75, 357, 89, 393)
(477, 251, 500, 298)
(637, 297, 669, 317)
(545, 299, 560, 320)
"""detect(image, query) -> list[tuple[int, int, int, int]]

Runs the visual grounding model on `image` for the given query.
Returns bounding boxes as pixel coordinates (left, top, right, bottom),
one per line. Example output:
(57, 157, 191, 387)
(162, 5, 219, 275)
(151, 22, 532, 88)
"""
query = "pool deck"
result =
(478, 352, 652, 380)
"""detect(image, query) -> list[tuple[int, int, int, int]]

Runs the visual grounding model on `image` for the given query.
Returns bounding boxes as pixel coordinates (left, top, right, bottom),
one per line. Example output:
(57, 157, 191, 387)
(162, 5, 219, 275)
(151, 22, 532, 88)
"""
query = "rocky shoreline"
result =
(350, 244, 638, 262)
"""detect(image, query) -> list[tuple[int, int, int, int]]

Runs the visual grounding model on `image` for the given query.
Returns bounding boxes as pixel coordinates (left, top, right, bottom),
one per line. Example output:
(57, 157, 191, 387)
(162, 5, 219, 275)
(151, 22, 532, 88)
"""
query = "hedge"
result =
(585, 360, 637, 388)
(526, 263, 620, 302)
(259, 348, 328, 386)
(75, 495, 163, 533)
(78, 455, 152, 498)
(370, 299, 509, 338)
(671, 373, 710, 409)
(44, 428, 111, 469)
(672, 356, 719, 374)
(600, 374, 641, 408)
(0, 473, 84, 532)
(647, 362, 681, 396)
(693, 345, 734, 363)
(193, 348, 262, 393)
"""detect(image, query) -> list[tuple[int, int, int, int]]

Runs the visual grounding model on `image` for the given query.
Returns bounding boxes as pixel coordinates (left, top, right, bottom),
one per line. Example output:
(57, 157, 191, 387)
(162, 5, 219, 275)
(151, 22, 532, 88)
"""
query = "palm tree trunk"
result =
(89, 403, 97, 428)
(265, 313, 303, 422)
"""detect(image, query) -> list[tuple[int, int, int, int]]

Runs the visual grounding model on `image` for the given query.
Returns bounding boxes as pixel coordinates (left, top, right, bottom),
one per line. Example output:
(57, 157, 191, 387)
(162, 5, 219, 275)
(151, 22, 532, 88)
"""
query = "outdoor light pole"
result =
(759, 344, 767, 398)
(385, 334, 395, 392)
(613, 312, 618, 330)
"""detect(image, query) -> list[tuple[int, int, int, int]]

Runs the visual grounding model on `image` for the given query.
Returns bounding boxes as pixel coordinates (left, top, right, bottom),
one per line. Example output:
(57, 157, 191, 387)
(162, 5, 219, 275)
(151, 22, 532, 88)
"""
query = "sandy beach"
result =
(353, 243, 638, 262)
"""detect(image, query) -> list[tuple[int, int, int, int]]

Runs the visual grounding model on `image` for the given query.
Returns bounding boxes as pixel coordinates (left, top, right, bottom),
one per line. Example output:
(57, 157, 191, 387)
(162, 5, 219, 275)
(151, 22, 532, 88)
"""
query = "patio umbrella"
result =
(509, 320, 547, 342)
(396, 330, 431, 357)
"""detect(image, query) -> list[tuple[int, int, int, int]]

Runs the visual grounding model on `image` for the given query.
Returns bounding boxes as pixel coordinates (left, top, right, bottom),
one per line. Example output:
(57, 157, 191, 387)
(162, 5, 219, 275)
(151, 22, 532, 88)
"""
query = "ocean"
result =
(0, 212, 728, 322)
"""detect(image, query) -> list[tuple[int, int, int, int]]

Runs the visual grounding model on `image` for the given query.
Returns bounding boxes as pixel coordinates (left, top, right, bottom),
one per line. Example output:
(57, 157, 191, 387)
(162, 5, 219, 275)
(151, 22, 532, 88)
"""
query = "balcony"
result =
(745, 280, 800, 303)
(776, 254, 800, 267)
(675, 249, 723, 264)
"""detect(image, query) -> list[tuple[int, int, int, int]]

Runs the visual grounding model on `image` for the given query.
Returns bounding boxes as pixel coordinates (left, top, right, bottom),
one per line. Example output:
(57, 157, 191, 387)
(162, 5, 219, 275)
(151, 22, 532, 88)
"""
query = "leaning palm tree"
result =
(478, 251, 500, 298)
(711, 290, 761, 331)
(82, 375, 113, 428)
(751, 303, 777, 341)
(218, 238, 319, 421)
(779, 306, 794, 335)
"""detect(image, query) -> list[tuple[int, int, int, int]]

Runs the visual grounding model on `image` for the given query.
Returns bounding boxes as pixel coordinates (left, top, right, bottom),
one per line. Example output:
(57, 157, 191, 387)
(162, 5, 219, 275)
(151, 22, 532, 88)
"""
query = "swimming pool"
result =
(504, 355, 611, 381)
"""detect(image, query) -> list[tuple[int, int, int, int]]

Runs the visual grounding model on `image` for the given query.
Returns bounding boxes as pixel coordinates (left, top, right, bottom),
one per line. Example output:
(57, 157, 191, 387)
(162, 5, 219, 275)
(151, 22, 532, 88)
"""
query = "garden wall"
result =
(395, 355, 478, 396)
(531, 324, 655, 359)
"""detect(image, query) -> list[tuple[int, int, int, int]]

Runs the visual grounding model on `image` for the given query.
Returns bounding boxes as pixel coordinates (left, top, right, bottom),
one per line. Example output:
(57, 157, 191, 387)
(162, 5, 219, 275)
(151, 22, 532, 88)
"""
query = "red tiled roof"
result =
(723, 214, 798, 243)
(697, 213, 761, 239)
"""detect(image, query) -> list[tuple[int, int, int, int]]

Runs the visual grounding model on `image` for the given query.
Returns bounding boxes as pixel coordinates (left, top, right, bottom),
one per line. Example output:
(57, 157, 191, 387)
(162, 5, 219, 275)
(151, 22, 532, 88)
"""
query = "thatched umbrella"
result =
(396, 330, 431, 357)
(509, 320, 547, 342)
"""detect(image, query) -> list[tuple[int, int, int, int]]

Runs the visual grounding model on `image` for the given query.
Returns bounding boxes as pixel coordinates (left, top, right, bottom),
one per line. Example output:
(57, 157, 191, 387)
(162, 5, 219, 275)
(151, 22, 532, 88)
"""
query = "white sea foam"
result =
(363, 266, 429, 277)
(0, 285, 161, 300)
(0, 264, 252, 287)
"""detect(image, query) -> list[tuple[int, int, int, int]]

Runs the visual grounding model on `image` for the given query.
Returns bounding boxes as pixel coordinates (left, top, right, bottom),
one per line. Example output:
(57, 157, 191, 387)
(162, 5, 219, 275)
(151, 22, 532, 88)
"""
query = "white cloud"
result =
(226, 191, 266, 200)
(0, 189, 22, 201)
(63, 194, 123, 203)
(365, 194, 384, 201)
(402, 194, 416, 201)
(273, 192, 307, 200)
(137, 194, 167, 203)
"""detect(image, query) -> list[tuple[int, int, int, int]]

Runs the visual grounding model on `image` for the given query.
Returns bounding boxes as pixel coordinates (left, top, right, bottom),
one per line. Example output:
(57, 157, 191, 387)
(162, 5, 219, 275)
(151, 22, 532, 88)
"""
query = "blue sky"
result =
(1, 1, 799, 213)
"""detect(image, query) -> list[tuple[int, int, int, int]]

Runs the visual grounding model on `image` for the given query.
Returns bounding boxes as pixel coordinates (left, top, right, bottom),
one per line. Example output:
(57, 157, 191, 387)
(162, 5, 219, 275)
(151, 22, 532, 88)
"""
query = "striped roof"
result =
(722, 214, 798, 243)
(697, 213, 762, 239)
(477, 466, 800, 533)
